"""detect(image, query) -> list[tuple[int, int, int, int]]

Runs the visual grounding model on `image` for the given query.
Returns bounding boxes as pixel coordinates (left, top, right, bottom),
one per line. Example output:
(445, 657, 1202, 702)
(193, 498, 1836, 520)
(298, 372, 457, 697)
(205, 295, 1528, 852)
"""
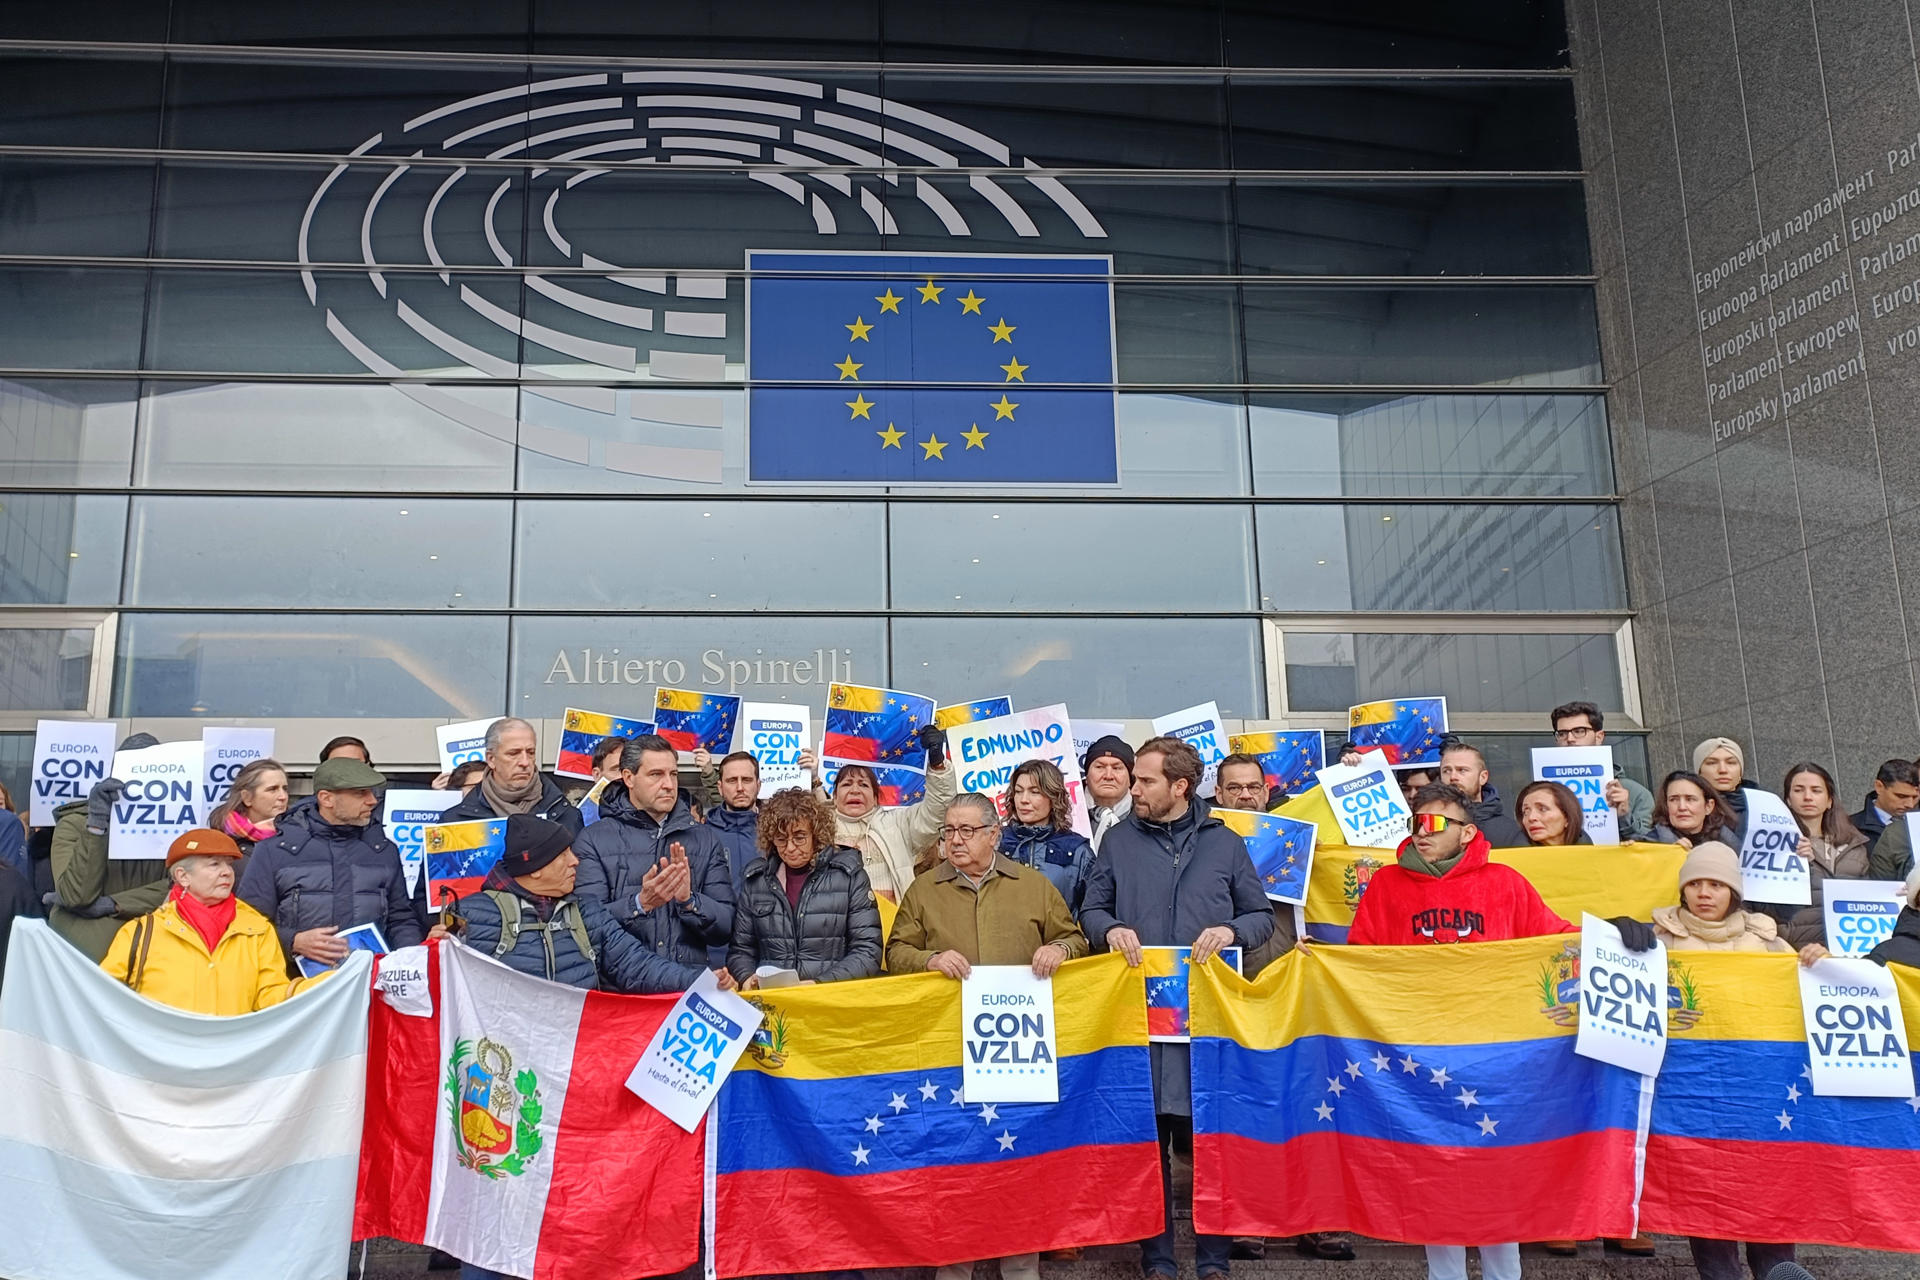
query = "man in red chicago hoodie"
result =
(1346, 782, 1654, 1280)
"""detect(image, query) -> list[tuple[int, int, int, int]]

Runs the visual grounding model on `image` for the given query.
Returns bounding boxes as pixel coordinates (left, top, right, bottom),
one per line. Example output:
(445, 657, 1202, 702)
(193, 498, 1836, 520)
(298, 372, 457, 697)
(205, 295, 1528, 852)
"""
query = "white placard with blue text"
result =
(741, 702, 812, 798)
(961, 965, 1060, 1104)
(1151, 701, 1227, 798)
(949, 703, 1091, 837)
(1739, 788, 1813, 905)
(201, 726, 275, 812)
(1797, 957, 1915, 1098)
(29, 719, 118, 827)
(383, 788, 463, 897)
(626, 969, 764, 1132)
(1071, 720, 1126, 767)
(108, 740, 205, 860)
(1531, 746, 1620, 844)
(1314, 755, 1412, 850)
(435, 718, 496, 773)
(1574, 912, 1667, 1076)
(1824, 880, 1907, 957)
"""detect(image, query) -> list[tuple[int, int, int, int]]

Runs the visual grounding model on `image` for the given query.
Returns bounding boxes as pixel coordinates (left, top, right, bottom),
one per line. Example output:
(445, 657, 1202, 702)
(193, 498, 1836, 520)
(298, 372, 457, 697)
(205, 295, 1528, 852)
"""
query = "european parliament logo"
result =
(747, 252, 1118, 484)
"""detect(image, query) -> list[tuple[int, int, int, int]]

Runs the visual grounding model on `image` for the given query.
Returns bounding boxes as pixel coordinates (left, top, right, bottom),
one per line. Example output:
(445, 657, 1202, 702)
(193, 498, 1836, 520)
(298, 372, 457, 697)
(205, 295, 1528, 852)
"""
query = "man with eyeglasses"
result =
(1549, 701, 1653, 841)
(1348, 782, 1653, 1280)
(884, 792, 1088, 1280)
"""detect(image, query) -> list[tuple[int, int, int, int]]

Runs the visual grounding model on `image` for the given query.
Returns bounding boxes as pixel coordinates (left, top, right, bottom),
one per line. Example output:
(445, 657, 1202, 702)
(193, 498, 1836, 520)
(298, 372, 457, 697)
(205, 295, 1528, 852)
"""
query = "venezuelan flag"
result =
(653, 688, 740, 753)
(423, 819, 506, 909)
(819, 758, 927, 806)
(712, 955, 1161, 1275)
(556, 708, 655, 779)
(1191, 938, 1648, 1244)
(1303, 842, 1686, 943)
(823, 682, 935, 766)
(1215, 807, 1316, 905)
(1347, 696, 1447, 766)
(934, 695, 1014, 731)
(1228, 730, 1324, 798)
(1640, 954, 1920, 1251)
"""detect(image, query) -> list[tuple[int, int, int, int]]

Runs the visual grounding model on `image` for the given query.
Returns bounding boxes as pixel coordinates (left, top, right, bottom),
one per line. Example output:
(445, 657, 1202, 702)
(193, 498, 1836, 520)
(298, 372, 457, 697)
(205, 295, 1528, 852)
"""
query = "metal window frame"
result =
(0, 609, 118, 727)
(1260, 612, 1642, 733)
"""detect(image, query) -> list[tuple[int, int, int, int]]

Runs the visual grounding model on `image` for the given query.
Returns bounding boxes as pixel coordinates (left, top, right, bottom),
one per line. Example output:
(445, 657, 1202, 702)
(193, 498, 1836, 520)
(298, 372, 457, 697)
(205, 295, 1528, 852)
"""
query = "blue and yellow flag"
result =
(1228, 730, 1324, 797)
(1216, 807, 1316, 905)
(935, 696, 1014, 731)
(712, 956, 1159, 1275)
(423, 819, 506, 909)
(653, 688, 739, 753)
(745, 252, 1118, 483)
(1348, 696, 1447, 766)
(823, 682, 934, 768)
(557, 708, 655, 779)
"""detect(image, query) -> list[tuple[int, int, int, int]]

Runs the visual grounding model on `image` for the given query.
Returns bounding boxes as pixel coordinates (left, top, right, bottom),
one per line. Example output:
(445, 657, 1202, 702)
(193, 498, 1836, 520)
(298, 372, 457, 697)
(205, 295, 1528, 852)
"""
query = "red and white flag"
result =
(356, 940, 703, 1280)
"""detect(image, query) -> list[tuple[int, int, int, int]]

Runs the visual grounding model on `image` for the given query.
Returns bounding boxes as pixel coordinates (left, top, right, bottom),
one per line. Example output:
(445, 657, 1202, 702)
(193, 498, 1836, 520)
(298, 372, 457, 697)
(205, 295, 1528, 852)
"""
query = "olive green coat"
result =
(47, 800, 171, 961)
(886, 856, 1088, 972)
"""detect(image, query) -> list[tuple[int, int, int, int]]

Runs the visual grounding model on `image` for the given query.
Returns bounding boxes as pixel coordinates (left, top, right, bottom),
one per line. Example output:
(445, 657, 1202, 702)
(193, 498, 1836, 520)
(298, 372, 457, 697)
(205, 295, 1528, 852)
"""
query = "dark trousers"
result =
(1687, 1237, 1796, 1280)
(1143, 1114, 1232, 1278)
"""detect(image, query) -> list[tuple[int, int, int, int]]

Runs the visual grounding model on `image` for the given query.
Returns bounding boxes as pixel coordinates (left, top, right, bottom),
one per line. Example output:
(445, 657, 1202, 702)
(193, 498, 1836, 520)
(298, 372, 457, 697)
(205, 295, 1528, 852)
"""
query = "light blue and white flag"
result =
(0, 920, 372, 1280)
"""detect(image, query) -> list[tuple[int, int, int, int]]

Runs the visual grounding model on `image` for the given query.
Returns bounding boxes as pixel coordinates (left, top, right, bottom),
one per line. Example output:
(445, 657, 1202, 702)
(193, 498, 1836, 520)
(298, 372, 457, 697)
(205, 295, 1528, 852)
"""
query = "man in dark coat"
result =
(1080, 736, 1275, 1280)
(238, 756, 424, 972)
(439, 717, 583, 836)
(572, 735, 732, 982)
(442, 814, 702, 993)
(1438, 740, 1526, 848)
(1852, 759, 1919, 855)
(698, 750, 764, 888)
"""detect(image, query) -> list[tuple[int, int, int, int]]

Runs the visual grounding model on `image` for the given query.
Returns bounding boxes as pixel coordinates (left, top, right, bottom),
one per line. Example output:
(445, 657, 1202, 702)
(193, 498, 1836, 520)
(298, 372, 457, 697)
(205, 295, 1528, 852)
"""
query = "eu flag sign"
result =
(747, 252, 1118, 484)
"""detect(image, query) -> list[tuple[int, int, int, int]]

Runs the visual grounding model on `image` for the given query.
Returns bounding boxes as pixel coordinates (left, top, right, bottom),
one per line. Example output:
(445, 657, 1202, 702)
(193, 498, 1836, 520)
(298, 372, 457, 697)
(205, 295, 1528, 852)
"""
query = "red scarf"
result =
(223, 809, 276, 844)
(170, 883, 238, 953)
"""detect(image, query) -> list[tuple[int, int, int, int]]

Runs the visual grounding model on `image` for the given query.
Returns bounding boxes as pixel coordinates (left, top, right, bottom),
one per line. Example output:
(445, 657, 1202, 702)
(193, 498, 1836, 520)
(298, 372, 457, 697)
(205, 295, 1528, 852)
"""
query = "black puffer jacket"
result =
(237, 804, 424, 961)
(572, 784, 733, 970)
(726, 845, 881, 985)
(1869, 905, 1920, 971)
(1467, 784, 1526, 849)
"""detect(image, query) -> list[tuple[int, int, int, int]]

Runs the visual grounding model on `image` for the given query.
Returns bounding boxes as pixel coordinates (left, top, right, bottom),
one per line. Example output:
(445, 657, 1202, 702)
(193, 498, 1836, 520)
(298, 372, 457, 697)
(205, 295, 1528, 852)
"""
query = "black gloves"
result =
(42, 891, 119, 918)
(917, 724, 948, 769)
(1609, 916, 1658, 953)
(86, 777, 124, 834)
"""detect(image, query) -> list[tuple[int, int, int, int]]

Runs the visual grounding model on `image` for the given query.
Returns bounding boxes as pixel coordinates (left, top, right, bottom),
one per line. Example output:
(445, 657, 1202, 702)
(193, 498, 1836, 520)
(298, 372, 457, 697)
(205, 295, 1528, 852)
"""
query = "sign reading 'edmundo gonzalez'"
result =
(947, 703, 1091, 838)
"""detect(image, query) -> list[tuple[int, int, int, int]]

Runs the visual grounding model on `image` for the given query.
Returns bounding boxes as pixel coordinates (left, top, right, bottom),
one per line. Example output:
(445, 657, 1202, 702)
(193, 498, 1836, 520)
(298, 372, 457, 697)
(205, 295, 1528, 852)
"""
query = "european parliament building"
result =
(3, 0, 1915, 800)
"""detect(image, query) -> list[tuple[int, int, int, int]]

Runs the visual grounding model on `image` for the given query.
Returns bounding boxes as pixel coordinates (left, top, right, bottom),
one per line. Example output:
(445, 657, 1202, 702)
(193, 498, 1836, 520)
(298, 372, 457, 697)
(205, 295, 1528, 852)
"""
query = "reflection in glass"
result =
(882, 0, 1221, 64)
(510, 615, 888, 716)
(0, 628, 95, 712)
(515, 501, 884, 609)
(890, 504, 1253, 611)
(1222, 1, 1569, 69)
(0, 494, 126, 606)
(0, 161, 155, 258)
(1283, 631, 1624, 714)
(1236, 182, 1590, 277)
(891, 617, 1265, 718)
(1229, 81, 1580, 170)
(1250, 394, 1612, 497)
(0, 56, 163, 148)
(114, 614, 509, 718)
(0, 268, 146, 372)
(1256, 504, 1626, 612)
(875, 76, 1227, 170)
(0, 380, 136, 486)
(127, 497, 511, 608)
(137, 382, 517, 490)
(1115, 286, 1242, 385)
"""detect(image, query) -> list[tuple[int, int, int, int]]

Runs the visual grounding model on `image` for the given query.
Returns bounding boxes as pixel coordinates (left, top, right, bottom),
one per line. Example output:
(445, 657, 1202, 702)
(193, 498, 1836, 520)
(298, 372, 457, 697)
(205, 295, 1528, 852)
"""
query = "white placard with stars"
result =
(1573, 913, 1668, 1077)
(1796, 957, 1916, 1099)
(961, 966, 1059, 1104)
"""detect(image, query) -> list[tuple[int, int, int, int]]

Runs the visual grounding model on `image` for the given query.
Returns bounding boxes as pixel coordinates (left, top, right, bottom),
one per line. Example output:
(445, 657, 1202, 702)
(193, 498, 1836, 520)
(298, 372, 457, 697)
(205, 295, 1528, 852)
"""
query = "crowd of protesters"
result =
(4, 698, 1920, 1280)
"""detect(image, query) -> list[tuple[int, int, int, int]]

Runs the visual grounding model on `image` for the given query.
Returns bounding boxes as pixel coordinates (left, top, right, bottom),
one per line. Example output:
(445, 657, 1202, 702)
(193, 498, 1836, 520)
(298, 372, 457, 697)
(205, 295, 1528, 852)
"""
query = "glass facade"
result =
(0, 1, 1635, 800)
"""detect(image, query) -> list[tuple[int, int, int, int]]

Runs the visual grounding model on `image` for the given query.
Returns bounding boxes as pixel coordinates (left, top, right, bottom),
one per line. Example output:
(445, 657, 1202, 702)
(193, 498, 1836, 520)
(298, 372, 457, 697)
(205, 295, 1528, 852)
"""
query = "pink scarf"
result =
(223, 808, 276, 843)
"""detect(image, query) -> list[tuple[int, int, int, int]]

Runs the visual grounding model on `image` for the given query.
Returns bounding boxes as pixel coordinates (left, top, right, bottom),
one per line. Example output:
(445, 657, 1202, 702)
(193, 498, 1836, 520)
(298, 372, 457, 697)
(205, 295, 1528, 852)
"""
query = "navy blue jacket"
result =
(705, 803, 762, 890)
(439, 774, 584, 838)
(455, 875, 701, 993)
(997, 823, 1093, 913)
(572, 785, 734, 972)
(238, 805, 425, 960)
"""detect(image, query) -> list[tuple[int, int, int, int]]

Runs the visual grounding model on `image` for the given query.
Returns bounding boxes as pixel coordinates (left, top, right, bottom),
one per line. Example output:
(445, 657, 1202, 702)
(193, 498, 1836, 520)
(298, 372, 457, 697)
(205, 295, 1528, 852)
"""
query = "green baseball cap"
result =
(312, 756, 387, 792)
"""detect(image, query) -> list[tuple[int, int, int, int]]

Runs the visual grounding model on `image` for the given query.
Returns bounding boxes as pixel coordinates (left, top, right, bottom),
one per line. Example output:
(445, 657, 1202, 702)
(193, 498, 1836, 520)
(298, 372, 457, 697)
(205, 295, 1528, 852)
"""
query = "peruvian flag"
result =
(355, 940, 703, 1280)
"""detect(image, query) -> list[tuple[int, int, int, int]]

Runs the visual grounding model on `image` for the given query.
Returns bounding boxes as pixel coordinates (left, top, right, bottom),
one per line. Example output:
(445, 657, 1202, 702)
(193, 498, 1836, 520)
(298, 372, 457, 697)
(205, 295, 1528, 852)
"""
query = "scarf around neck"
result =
(480, 770, 545, 817)
(1398, 842, 1468, 879)
(1670, 903, 1757, 943)
(223, 808, 276, 843)
(169, 882, 238, 953)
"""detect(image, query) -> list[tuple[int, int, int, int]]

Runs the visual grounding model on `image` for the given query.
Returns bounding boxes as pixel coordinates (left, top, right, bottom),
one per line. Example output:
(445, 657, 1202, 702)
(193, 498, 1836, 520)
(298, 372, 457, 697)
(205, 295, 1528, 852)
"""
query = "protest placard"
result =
(1348, 696, 1448, 767)
(423, 818, 506, 912)
(654, 688, 740, 755)
(1797, 958, 1915, 1098)
(818, 759, 928, 806)
(108, 740, 205, 860)
(1228, 730, 1325, 799)
(626, 970, 763, 1131)
(1142, 946, 1240, 1043)
(741, 703, 811, 797)
(1314, 756, 1412, 850)
(29, 719, 118, 826)
(1071, 720, 1126, 765)
(555, 709, 655, 780)
(1573, 913, 1667, 1076)
(1740, 790, 1813, 906)
(936, 696, 1014, 731)
(1824, 881, 1908, 957)
(201, 726, 275, 812)
(383, 788, 463, 897)
(948, 704, 1090, 837)
(295, 922, 390, 980)
(1531, 746, 1620, 844)
(961, 966, 1059, 1104)
(1215, 808, 1316, 905)
(435, 719, 496, 773)
(1152, 702, 1227, 797)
